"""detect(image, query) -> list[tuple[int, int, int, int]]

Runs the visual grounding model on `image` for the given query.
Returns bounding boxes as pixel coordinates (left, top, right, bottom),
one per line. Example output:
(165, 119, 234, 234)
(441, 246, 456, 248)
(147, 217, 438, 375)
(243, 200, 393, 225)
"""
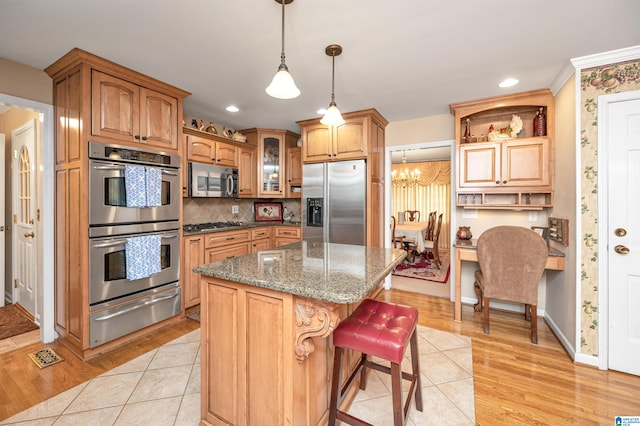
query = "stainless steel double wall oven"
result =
(88, 141, 181, 348)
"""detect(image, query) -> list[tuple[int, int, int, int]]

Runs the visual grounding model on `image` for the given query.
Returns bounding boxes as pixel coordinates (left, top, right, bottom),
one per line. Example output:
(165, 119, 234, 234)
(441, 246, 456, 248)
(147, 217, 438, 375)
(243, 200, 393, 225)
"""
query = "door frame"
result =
(0, 134, 4, 308)
(596, 89, 640, 370)
(384, 140, 455, 299)
(0, 93, 55, 343)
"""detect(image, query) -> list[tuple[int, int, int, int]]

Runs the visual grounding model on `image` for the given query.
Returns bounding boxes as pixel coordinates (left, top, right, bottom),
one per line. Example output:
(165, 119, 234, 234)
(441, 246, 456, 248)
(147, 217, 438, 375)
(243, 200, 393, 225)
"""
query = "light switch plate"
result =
(528, 212, 538, 222)
(462, 209, 478, 219)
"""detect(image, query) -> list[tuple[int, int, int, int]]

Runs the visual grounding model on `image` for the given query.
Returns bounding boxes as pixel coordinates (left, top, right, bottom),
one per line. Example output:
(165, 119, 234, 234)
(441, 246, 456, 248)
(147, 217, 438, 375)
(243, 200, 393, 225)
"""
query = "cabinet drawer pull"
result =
(226, 237, 236, 240)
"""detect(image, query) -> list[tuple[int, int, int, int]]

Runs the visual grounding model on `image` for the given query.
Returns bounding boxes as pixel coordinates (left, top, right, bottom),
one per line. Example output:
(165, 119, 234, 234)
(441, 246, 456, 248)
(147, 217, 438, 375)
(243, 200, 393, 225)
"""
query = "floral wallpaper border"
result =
(579, 59, 640, 355)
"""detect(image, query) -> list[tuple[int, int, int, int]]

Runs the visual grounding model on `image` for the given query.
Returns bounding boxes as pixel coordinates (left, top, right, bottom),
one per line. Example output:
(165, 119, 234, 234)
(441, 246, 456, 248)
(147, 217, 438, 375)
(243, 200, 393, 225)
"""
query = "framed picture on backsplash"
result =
(254, 202, 283, 222)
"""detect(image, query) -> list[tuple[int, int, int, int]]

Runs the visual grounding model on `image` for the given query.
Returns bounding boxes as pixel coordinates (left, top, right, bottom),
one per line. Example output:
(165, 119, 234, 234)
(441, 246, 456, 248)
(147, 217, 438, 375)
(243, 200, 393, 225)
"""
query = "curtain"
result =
(391, 161, 451, 249)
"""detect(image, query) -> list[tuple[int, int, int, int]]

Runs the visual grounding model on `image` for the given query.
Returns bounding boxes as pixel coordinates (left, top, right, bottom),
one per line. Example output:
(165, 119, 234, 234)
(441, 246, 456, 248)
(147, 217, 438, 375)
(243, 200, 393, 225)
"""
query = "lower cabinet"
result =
(274, 226, 301, 247)
(251, 227, 272, 253)
(183, 235, 205, 308)
(182, 226, 300, 308)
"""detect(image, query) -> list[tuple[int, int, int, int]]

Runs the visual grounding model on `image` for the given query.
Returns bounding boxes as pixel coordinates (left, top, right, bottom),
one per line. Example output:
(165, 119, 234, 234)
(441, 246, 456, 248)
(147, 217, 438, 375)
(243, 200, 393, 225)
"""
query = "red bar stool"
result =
(329, 299, 423, 425)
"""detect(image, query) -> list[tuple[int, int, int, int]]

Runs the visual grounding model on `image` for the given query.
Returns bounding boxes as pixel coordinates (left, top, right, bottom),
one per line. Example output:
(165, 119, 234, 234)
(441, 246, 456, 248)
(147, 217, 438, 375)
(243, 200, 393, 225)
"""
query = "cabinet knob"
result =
(502, 180, 507, 184)
(327, 154, 332, 158)
(495, 181, 500, 184)
(134, 135, 140, 140)
(141, 136, 148, 141)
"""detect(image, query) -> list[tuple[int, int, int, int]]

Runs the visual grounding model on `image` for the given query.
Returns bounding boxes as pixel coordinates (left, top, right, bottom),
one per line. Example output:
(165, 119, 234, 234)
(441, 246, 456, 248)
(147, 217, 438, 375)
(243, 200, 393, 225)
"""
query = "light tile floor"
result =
(0, 326, 475, 425)
(0, 330, 40, 355)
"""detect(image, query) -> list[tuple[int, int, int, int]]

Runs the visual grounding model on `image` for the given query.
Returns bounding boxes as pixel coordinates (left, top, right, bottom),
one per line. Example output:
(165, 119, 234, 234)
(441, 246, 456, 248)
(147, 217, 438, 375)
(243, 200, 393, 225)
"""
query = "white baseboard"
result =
(543, 313, 577, 360)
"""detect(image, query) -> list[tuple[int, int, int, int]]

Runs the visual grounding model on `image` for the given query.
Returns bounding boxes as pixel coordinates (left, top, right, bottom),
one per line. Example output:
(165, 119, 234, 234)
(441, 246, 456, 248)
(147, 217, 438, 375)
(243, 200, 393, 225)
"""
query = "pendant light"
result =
(265, 0, 300, 99)
(320, 44, 345, 126)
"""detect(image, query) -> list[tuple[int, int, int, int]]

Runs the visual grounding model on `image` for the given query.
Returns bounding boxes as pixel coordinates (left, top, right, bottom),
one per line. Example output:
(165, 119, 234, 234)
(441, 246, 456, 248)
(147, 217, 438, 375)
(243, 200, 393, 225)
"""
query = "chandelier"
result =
(392, 151, 420, 188)
(392, 167, 420, 188)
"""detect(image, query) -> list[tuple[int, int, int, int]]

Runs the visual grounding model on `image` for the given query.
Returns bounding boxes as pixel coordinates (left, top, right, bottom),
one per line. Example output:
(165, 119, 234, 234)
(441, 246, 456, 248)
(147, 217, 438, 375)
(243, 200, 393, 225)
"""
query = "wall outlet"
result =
(528, 211, 538, 222)
(231, 205, 239, 214)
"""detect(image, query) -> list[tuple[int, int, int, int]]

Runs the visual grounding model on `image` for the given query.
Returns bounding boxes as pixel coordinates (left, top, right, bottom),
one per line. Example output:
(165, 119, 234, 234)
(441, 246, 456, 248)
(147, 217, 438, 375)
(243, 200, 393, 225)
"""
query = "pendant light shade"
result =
(320, 44, 345, 126)
(266, 0, 300, 99)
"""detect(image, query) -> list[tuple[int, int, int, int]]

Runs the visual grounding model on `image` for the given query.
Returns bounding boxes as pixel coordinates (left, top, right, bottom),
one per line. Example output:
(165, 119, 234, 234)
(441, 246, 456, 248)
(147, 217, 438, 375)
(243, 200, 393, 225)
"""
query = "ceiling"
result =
(1, 1, 639, 134)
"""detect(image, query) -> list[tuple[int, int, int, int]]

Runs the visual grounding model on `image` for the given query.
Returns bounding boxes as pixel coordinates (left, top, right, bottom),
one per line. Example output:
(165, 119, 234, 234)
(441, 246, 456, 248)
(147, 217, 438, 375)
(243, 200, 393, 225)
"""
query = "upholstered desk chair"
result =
(423, 213, 443, 269)
(474, 226, 548, 344)
(404, 210, 421, 222)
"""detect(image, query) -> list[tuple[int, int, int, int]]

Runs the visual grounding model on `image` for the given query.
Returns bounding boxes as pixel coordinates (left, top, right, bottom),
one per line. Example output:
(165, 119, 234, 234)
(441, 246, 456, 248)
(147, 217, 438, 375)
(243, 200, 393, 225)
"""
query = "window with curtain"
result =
(391, 160, 451, 249)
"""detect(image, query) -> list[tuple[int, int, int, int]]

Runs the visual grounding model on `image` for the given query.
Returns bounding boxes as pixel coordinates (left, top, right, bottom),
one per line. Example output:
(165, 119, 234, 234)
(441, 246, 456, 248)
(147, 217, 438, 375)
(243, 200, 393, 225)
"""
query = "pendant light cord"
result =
(330, 52, 336, 105)
(279, 0, 286, 66)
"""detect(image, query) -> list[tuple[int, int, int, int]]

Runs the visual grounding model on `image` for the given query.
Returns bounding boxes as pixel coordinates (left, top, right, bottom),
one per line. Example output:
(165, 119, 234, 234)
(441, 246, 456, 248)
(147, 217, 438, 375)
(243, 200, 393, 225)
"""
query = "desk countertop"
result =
(453, 239, 565, 257)
(193, 241, 406, 304)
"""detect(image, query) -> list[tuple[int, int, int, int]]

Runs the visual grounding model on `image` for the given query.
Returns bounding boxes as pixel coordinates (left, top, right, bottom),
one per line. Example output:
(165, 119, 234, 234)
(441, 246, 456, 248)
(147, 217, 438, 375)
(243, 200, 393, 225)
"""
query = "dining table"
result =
(395, 221, 430, 253)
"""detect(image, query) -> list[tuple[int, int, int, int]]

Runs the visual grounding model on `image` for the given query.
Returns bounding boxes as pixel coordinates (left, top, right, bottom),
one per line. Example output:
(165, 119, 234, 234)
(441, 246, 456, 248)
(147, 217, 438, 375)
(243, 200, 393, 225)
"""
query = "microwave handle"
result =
(226, 174, 235, 197)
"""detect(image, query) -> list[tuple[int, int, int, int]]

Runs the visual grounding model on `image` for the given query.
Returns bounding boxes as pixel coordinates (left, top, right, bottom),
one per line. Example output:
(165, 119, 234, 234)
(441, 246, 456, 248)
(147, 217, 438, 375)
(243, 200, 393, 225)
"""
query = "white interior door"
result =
(608, 96, 640, 376)
(0, 134, 5, 308)
(11, 119, 37, 318)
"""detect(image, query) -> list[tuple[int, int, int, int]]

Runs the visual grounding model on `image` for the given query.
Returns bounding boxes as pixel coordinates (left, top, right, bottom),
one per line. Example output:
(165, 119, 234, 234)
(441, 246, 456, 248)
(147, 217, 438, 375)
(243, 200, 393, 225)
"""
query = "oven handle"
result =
(93, 292, 179, 321)
(92, 163, 178, 176)
(92, 233, 177, 248)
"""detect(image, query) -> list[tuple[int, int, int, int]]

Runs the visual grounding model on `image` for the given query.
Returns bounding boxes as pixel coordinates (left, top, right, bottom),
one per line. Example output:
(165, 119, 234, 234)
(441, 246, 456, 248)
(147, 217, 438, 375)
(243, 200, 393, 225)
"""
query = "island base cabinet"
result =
(201, 277, 346, 426)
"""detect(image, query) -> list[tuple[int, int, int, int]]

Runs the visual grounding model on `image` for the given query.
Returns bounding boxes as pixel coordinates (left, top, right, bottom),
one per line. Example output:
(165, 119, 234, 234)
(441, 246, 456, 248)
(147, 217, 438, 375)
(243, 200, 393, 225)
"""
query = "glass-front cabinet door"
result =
(258, 133, 284, 198)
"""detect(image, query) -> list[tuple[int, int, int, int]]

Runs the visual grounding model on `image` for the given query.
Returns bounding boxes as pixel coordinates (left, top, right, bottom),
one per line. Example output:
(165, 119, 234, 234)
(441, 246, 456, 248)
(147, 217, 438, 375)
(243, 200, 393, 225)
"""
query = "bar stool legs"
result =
(328, 327, 422, 426)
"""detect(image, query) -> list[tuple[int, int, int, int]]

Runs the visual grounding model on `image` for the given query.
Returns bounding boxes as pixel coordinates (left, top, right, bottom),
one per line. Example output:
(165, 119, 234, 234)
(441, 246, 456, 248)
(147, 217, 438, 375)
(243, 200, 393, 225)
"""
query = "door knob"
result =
(24, 231, 34, 238)
(614, 228, 627, 237)
(614, 244, 630, 254)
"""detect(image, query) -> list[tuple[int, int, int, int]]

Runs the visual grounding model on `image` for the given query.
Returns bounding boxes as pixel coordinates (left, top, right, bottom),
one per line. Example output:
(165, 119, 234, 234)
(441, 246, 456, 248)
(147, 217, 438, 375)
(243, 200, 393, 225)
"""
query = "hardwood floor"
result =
(2, 292, 639, 424)
(0, 318, 199, 421)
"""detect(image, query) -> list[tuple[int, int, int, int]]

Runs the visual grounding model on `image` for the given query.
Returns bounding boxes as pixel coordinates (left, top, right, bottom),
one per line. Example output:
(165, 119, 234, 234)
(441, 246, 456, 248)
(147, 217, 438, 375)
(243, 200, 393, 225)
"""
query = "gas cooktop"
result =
(183, 222, 243, 233)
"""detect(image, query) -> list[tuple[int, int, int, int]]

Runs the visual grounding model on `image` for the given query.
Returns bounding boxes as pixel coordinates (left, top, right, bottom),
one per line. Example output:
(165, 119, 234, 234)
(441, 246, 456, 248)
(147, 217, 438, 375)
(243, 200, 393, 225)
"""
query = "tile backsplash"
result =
(183, 198, 301, 224)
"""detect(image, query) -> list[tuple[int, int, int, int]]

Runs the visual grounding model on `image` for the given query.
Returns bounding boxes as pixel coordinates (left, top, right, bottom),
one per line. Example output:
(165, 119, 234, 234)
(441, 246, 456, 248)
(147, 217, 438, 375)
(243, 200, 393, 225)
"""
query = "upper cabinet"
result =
(238, 145, 257, 198)
(46, 48, 189, 155)
(286, 147, 302, 198)
(297, 114, 370, 162)
(92, 71, 180, 150)
(450, 89, 554, 209)
(241, 128, 300, 199)
(185, 133, 238, 167)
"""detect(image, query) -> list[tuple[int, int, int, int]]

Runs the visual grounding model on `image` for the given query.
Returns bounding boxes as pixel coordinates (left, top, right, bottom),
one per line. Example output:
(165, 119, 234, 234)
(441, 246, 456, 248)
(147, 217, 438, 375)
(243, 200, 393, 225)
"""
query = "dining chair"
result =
(404, 210, 421, 222)
(425, 211, 437, 240)
(423, 213, 443, 269)
(474, 226, 548, 344)
(391, 216, 417, 263)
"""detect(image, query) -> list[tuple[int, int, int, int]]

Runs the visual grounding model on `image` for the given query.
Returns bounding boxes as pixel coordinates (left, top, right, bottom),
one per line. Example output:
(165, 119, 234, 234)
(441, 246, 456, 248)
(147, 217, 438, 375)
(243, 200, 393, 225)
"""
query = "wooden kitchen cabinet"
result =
(241, 128, 300, 199)
(183, 235, 205, 308)
(238, 145, 257, 198)
(251, 227, 273, 252)
(297, 109, 388, 247)
(204, 229, 252, 262)
(450, 89, 554, 209)
(274, 226, 301, 247)
(186, 133, 238, 167)
(286, 147, 302, 198)
(45, 48, 190, 360)
(91, 70, 182, 151)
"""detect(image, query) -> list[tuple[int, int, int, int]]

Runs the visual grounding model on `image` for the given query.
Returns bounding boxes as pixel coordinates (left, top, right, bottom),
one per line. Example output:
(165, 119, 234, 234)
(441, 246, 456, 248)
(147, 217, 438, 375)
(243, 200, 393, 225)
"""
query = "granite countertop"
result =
(193, 241, 407, 304)
(183, 221, 301, 236)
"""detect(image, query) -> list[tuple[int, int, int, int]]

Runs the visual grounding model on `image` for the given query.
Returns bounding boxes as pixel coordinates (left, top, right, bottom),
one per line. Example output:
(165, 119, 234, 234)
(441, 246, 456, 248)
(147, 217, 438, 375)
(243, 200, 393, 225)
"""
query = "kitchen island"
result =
(193, 241, 406, 426)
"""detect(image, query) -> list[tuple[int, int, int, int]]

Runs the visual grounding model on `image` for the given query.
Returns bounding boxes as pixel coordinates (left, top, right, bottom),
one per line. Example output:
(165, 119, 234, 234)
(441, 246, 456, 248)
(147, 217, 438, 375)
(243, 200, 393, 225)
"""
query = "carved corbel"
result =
(294, 299, 339, 363)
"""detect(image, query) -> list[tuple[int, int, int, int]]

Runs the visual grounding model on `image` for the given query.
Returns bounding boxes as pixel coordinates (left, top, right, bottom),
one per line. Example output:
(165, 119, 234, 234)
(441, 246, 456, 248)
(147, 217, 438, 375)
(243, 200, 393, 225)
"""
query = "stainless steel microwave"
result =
(189, 162, 238, 198)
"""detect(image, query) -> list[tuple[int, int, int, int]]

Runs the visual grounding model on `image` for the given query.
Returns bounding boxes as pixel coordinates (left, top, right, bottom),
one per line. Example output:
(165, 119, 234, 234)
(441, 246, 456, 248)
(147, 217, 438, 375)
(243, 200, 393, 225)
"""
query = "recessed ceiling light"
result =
(316, 108, 327, 115)
(226, 105, 239, 112)
(498, 78, 519, 88)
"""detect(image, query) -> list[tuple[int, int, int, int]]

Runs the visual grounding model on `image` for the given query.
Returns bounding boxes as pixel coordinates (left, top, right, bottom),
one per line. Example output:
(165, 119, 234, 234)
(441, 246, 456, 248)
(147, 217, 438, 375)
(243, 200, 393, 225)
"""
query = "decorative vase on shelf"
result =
(456, 226, 472, 240)
(533, 107, 546, 136)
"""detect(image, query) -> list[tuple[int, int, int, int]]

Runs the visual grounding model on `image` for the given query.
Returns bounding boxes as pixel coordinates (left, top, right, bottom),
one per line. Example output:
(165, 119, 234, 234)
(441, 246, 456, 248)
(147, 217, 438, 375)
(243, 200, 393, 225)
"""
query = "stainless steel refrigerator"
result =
(302, 160, 366, 245)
